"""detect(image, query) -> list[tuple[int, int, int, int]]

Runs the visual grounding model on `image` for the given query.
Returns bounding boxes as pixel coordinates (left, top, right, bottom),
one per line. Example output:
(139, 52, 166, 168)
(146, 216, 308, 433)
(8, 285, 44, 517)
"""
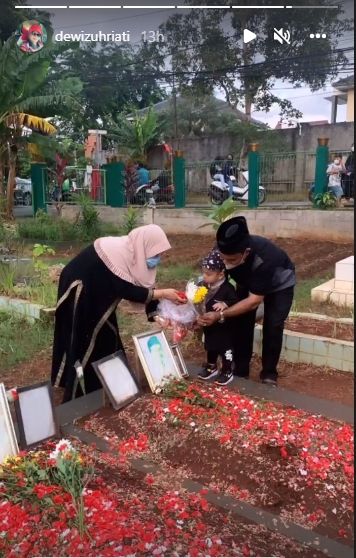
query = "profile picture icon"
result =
(16, 20, 47, 54)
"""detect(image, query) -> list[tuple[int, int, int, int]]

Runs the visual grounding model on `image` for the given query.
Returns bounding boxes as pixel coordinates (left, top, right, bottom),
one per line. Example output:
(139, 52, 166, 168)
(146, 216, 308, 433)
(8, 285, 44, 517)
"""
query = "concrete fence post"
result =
(31, 163, 47, 215)
(248, 143, 260, 209)
(173, 151, 185, 208)
(314, 137, 329, 198)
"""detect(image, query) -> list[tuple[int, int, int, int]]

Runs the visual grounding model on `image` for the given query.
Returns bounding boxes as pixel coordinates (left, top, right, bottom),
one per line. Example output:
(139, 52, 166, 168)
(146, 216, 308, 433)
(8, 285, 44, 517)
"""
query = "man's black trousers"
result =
(233, 287, 294, 381)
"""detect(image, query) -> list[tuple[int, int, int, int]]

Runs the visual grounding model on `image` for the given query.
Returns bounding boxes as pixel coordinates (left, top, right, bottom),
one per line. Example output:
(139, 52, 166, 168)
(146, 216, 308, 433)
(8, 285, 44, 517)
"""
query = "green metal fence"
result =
(184, 149, 352, 206)
(43, 167, 107, 206)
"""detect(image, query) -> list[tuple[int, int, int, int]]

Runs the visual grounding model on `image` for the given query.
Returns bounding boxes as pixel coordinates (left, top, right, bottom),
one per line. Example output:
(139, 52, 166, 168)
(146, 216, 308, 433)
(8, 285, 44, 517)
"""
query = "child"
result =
(327, 154, 346, 205)
(197, 250, 238, 386)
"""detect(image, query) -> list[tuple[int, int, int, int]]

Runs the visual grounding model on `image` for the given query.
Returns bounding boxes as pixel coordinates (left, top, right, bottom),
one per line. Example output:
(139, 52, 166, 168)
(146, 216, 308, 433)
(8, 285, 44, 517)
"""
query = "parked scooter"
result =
(210, 170, 266, 205)
(130, 177, 175, 205)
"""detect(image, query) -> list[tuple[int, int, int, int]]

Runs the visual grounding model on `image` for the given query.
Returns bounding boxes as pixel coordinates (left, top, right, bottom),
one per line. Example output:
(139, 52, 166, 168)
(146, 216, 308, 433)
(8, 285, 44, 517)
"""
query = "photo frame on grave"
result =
(171, 344, 190, 378)
(14, 381, 58, 449)
(132, 329, 183, 393)
(0, 383, 19, 463)
(92, 350, 140, 411)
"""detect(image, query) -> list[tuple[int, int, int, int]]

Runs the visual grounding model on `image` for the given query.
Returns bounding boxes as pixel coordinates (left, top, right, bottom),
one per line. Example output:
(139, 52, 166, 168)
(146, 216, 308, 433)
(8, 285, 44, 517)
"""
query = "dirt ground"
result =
(164, 235, 353, 280)
(46, 235, 353, 281)
(285, 317, 354, 342)
(79, 386, 354, 548)
(82, 442, 329, 558)
(1, 235, 353, 406)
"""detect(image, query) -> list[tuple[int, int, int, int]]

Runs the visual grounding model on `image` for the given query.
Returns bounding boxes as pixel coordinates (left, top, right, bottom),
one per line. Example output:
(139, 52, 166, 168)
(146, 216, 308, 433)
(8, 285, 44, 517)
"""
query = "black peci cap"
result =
(216, 216, 250, 254)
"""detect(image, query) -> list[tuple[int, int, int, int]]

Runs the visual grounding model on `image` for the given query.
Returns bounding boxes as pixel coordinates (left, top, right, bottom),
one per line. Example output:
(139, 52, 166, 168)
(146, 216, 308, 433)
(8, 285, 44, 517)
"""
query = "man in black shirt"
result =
(198, 216, 296, 386)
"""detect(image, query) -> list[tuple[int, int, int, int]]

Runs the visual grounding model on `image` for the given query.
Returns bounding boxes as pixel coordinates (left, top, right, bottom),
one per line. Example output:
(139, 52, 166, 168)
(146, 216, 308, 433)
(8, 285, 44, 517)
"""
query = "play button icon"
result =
(243, 29, 257, 44)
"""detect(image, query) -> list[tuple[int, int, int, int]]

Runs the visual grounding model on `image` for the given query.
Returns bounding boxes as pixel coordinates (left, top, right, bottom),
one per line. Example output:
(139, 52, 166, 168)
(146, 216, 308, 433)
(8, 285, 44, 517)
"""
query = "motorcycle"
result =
(130, 177, 175, 205)
(210, 170, 266, 205)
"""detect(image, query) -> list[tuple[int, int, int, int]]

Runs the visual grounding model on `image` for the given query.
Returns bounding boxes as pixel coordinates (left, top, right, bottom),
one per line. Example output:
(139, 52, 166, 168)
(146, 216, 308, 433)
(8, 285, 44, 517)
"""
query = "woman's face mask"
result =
(146, 255, 161, 269)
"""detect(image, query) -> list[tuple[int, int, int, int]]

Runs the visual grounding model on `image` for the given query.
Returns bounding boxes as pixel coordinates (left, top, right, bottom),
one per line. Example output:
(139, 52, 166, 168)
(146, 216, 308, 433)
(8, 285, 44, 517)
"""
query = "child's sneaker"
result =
(198, 364, 219, 380)
(215, 370, 234, 386)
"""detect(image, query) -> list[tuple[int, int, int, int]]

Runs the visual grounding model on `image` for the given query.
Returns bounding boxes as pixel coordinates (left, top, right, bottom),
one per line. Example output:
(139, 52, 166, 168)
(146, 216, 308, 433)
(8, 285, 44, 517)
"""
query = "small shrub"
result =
(18, 214, 79, 241)
(0, 264, 16, 295)
(199, 197, 239, 230)
(120, 206, 140, 235)
(75, 193, 100, 241)
(313, 192, 337, 209)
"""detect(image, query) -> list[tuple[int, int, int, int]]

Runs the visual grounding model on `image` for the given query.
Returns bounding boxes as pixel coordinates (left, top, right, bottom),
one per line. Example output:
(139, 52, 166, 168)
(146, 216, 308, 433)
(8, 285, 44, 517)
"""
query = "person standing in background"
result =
(343, 144, 354, 202)
(327, 154, 346, 206)
(137, 162, 150, 186)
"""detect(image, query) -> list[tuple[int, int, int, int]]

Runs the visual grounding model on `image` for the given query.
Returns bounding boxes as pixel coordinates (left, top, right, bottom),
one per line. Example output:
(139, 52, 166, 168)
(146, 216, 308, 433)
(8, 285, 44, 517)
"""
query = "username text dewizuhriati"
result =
(55, 30, 131, 42)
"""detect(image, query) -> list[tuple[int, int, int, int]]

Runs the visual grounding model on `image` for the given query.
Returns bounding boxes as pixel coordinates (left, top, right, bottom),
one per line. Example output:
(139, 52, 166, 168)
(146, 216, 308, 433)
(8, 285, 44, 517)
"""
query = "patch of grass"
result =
(24, 283, 58, 307)
(18, 218, 79, 242)
(157, 263, 197, 285)
(293, 276, 353, 318)
(0, 312, 53, 370)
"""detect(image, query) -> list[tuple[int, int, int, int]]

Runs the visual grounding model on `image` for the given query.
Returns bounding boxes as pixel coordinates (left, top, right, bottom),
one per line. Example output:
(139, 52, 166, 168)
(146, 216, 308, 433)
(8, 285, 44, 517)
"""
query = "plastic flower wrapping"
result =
(157, 279, 208, 343)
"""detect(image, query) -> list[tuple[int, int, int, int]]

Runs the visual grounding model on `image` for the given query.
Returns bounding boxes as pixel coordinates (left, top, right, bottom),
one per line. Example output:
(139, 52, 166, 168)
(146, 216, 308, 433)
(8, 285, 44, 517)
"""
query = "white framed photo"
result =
(92, 351, 140, 411)
(14, 382, 58, 449)
(171, 344, 190, 378)
(133, 330, 183, 393)
(0, 383, 19, 463)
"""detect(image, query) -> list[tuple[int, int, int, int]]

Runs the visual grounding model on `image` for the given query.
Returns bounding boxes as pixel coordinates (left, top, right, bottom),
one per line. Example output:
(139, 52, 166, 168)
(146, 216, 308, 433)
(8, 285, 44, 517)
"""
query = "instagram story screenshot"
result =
(0, 2, 354, 558)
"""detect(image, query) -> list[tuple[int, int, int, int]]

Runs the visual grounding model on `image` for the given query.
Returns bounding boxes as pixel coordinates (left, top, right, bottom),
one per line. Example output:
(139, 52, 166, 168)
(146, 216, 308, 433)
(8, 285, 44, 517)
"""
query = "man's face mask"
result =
(222, 249, 250, 270)
(146, 255, 161, 269)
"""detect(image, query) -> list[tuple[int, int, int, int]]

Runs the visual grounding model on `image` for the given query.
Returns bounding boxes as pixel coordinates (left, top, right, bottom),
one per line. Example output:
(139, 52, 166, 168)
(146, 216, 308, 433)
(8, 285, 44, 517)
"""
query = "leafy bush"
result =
(18, 215, 79, 241)
(75, 193, 100, 241)
(313, 192, 337, 209)
(120, 206, 140, 235)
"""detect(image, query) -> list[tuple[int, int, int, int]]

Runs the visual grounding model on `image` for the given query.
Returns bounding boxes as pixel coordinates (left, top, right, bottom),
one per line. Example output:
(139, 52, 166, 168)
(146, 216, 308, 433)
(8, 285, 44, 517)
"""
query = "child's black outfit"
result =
(198, 252, 238, 386)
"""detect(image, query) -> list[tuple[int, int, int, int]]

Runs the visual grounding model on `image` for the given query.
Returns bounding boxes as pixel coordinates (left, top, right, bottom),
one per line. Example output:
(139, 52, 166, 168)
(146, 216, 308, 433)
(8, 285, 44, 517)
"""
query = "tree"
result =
(48, 43, 166, 143)
(109, 107, 163, 162)
(145, 0, 353, 120)
(0, 0, 51, 43)
(0, 35, 75, 217)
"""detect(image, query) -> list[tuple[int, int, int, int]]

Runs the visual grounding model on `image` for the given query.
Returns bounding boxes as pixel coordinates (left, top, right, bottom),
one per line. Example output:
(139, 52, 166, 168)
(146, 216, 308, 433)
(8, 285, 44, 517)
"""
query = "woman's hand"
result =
(154, 288, 186, 304)
(213, 301, 228, 312)
(197, 312, 220, 327)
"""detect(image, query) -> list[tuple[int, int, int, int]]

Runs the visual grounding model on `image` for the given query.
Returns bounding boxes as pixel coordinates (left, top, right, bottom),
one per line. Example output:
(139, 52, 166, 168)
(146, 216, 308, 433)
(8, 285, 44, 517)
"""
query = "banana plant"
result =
(0, 35, 76, 217)
(109, 107, 163, 162)
(198, 197, 240, 230)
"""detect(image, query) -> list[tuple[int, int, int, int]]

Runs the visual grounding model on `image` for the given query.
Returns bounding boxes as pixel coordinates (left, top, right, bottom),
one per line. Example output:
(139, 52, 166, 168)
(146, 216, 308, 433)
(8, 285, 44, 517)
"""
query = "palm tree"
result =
(0, 35, 73, 217)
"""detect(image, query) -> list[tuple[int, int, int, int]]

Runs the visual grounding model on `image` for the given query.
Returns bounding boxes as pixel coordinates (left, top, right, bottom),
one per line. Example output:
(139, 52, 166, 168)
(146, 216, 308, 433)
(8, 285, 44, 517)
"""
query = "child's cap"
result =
(201, 250, 225, 271)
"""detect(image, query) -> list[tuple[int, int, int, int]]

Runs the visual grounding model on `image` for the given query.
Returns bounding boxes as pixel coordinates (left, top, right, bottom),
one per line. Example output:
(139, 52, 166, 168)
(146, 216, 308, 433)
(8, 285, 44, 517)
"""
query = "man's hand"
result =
(197, 312, 220, 327)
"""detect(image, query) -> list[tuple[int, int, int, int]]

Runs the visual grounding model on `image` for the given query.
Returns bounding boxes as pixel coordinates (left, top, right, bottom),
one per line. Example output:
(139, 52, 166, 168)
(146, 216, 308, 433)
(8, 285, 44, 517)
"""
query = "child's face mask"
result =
(334, 159, 341, 165)
(146, 255, 161, 269)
